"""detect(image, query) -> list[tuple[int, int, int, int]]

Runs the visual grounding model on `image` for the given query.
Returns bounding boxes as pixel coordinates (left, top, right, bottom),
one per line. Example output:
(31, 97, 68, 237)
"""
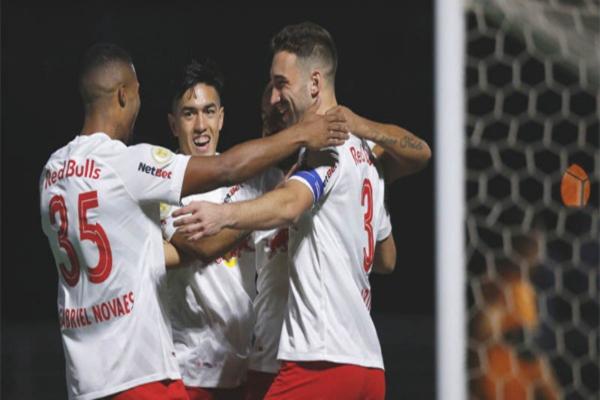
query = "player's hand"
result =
(298, 100, 349, 150)
(326, 105, 370, 139)
(172, 201, 229, 240)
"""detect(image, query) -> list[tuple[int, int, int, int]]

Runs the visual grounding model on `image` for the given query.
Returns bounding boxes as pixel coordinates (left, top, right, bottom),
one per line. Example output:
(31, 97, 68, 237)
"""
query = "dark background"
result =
(1, 2, 435, 398)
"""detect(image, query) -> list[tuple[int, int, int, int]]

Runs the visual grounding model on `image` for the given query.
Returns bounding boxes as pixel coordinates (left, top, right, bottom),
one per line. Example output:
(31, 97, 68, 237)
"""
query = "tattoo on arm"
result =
(375, 134, 398, 146)
(399, 135, 423, 150)
(373, 130, 423, 150)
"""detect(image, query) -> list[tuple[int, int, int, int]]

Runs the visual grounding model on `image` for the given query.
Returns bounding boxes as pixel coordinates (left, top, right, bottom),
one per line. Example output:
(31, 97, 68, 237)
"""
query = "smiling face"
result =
(270, 51, 313, 127)
(169, 83, 224, 156)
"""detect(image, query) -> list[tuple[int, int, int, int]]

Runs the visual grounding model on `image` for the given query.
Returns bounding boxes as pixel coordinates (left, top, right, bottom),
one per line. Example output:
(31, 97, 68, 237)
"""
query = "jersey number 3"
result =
(361, 179, 374, 272)
(49, 191, 113, 286)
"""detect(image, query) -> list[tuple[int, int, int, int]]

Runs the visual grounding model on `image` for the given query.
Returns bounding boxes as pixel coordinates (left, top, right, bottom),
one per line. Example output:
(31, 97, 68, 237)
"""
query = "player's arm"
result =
(173, 181, 313, 238)
(326, 106, 431, 183)
(181, 104, 348, 197)
(372, 234, 397, 274)
(164, 240, 186, 269)
(169, 228, 250, 265)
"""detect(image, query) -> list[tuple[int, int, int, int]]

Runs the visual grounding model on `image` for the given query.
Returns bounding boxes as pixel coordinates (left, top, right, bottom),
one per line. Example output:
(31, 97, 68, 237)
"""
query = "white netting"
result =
(465, 0, 599, 399)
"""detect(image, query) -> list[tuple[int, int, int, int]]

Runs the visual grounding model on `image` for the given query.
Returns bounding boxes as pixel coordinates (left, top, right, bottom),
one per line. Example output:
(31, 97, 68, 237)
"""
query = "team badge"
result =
(159, 202, 172, 219)
(223, 253, 238, 268)
(151, 146, 173, 165)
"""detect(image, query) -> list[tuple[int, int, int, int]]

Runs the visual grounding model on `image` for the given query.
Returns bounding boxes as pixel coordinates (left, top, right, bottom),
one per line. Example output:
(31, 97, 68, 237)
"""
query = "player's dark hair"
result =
(79, 43, 133, 104)
(170, 59, 224, 111)
(271, 21, 338, 81)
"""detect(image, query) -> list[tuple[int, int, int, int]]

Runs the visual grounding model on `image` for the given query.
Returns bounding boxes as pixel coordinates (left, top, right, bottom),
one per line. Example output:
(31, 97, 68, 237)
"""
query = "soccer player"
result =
(160, 59, 283, 400)
(174, 22, 430, 400)
(39, 43, 348, 400)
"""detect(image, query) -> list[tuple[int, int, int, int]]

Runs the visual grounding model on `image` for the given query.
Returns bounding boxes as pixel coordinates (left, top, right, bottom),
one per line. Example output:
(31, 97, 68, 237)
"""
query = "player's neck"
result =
(81, 109, 127, 141)
(316, 90, 337, 115)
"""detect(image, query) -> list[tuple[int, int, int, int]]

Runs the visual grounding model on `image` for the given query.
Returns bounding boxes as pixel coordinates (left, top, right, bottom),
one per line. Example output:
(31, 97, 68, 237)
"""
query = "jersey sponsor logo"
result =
(223, 184, 241, 203)
(222, 255, 238, 268)
(138, 162, 173, 179)
(159, 202, 172, 220)
(44, 159, 101, 189)
(350, 145, 373, 166)
(216, 237, 255, 267)
(322, 164, 337, 189)
(58, 291, 135, 330)
(267, 228, 289, 259)
(151, 146, 173, 165)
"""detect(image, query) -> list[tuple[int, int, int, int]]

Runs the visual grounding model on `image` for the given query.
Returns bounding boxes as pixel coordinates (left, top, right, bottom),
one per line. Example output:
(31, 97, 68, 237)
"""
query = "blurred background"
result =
(465, 1, 598, 399)
(1, 2, 435, 399)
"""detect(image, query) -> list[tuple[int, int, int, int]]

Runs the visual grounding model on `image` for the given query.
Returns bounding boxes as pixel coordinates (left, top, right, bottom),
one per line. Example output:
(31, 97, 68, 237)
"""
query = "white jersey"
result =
(280, 135, 392, 370)
(162, 171, 275, 388)
(247, 169, 289, 374)
(39, 133, 190, 400)
(249, 227, 290, 373)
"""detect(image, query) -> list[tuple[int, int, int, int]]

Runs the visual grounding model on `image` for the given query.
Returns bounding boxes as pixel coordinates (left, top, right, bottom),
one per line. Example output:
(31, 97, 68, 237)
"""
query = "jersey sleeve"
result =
(115, 144, 191, 205)
(160, 202, 179, 241)
(288, 148, 340, 205)
(376, 207, 392, 241)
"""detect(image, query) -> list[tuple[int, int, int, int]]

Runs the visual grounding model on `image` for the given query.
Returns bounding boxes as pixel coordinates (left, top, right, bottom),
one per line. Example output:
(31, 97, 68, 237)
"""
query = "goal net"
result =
(464, 0, 599, 399)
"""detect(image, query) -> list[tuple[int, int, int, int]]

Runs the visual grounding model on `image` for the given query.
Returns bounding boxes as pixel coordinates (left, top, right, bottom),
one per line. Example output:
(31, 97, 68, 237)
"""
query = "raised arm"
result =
(181, 105, 348, 197)
(326, 106, 431, 183)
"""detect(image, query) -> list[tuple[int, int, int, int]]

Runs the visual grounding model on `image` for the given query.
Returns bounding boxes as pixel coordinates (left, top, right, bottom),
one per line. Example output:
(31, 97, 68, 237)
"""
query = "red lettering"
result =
(78, 308, 85, 326)
(129, 292, 134, 307)
(66, 160, 76, 177)
(57, 162, 65, 179)
(115, 297, 125, 316)
(101, 303, 111, 320)
(70, 309, 77, 328)
(123, 294, 131, 313)
(75, 164, 84, 177)
(44, 159, 102, 189)
(92, 304, 104, 322)
(108, 298, 118, 316)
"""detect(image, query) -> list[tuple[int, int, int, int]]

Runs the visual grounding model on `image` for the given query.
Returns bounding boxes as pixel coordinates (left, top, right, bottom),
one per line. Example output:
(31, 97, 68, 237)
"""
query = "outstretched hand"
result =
(172, 201, 229, 240)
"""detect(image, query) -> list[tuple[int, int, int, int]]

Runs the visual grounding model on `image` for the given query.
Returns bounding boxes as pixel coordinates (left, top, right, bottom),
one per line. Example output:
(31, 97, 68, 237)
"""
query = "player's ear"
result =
(310, 70, 321, 99)
(117, 86, 127, 108)
(218, 107, 224, 131)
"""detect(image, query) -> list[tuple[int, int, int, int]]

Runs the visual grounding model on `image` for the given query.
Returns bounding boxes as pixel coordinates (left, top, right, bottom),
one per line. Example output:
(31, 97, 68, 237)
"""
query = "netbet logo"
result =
(138, 162, 172, 179)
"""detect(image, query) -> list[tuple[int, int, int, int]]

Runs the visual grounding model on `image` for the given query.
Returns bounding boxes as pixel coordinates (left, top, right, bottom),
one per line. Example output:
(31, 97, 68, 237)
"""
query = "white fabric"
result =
(281, 134, 391, 370)
(246, 168, 290, 374)
(40, 133, 190, 400)
(162, 171, 275, 388)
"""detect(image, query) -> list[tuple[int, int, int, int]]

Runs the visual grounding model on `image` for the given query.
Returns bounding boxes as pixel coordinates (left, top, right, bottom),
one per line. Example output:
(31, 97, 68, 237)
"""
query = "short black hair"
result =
(170, 59, 224, 111)
(79, 43, 133, 104)
(271, 21, 338, 80)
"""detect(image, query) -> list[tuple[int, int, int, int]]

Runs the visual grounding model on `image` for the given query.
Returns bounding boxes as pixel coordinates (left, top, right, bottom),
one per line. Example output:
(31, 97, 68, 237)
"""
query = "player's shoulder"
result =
(125, 142, 181, 164)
